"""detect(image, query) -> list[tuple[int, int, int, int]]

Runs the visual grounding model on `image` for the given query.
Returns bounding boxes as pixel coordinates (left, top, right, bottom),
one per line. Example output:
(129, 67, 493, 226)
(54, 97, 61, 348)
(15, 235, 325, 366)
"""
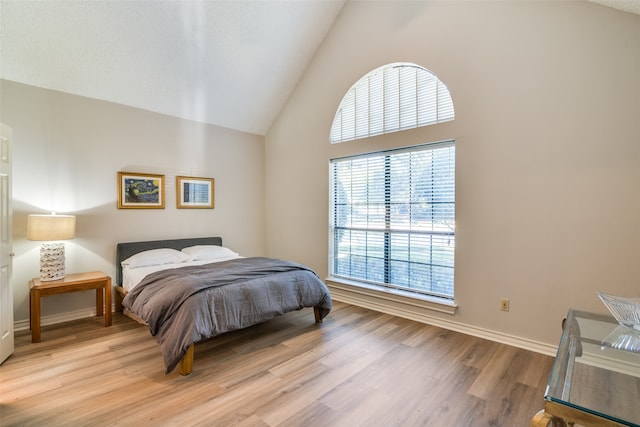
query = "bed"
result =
(114, 237, 332, 376)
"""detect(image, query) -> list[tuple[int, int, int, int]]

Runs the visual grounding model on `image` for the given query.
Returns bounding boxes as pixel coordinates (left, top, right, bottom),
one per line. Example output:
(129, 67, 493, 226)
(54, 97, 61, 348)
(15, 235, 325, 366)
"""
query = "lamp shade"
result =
(27, 214, 76, 241)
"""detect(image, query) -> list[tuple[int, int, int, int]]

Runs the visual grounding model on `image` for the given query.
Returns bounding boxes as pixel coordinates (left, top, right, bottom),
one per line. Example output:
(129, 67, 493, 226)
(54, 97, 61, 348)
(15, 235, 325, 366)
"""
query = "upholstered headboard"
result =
(115, 236, 223, 285)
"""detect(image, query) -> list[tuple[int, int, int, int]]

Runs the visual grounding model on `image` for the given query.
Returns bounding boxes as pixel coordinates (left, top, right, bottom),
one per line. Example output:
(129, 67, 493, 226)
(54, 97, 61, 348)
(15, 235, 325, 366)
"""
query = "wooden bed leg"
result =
(179, 344, 194, 376)
(114, 286, 126, 313)
(313, 306, 323, 324)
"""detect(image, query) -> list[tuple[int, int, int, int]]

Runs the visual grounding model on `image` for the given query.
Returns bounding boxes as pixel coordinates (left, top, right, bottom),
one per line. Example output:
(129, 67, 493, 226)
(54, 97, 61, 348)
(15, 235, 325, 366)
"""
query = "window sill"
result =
(325, 277, 458, 316)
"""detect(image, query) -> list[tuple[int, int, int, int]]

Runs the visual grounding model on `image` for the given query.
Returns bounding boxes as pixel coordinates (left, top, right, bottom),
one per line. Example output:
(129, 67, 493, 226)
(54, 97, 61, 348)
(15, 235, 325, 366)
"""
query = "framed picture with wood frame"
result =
(176, 176, 214, 209)
(117, 172, 165, 209)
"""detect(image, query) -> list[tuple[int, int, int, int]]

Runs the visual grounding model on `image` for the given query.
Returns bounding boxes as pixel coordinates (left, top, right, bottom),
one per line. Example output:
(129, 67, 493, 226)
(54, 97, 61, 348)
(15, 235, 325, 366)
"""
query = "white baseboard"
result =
(15, 289, 557, 358)
(327, 282, 557, 357)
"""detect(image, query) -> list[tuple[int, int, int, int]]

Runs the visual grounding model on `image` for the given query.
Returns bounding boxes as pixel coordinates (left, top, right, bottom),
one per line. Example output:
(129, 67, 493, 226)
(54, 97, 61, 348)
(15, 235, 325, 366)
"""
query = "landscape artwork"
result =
(177, 176, 214, 209)
(117, 172, 165, 209)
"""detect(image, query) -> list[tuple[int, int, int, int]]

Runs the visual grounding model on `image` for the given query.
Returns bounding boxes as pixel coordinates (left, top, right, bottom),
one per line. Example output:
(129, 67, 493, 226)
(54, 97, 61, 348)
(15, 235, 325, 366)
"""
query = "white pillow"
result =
(121, 248, 190, 269)
(181, 245, 239, 261)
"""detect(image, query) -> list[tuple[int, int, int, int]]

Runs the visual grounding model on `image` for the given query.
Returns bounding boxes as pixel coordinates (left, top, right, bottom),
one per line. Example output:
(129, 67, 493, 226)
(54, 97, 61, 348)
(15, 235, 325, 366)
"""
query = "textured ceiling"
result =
(1, 0, 638, 136)
(589, 0, 640, 15)
(0, 0, 345, 135)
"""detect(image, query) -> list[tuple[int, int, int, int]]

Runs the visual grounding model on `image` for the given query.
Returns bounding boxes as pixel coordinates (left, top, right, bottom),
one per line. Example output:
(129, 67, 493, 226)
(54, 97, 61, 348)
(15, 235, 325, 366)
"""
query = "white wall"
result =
(265, 1, 640, 347)
(4, 1, 639, 349)
(2, 80, 266, 325)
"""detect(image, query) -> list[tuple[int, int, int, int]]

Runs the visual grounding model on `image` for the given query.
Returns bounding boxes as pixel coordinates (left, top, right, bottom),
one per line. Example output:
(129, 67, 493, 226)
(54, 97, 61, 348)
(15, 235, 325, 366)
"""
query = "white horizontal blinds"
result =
(331, 156, 386, 282)
(330, 141, 455, 299)
(369, 71, 384, 136)
(340, 90, 356, 141)
(417, 70, 438, 125)
(388, 145, 455, 297)
(354, 77, 370, 140)
(329, 63, 455, 144)
(383, 66, 400, 133)
(330, 112, 342, 143)
(398, 66, 417, 130)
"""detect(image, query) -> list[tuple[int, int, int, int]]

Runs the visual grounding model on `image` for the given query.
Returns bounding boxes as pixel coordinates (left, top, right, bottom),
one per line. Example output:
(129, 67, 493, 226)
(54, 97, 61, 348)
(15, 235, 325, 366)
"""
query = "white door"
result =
(0, 123, 14, 364)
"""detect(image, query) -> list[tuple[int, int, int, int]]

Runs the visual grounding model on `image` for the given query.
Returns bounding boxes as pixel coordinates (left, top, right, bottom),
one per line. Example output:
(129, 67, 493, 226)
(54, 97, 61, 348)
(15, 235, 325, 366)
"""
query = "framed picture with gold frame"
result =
(176, 176, 214, 209)
(117, 172, 165, 209)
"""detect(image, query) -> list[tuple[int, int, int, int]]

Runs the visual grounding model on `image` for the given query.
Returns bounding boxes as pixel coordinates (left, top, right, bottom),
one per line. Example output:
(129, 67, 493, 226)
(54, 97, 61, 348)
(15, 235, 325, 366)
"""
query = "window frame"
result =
(330, 62, 455, 144)
(329, 140, 456, 301)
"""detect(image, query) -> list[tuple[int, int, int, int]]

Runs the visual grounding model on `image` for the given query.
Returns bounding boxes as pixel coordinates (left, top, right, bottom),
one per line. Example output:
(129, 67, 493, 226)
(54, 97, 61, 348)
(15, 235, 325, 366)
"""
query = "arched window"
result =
(330, 63, 454, 143)
(329, 63, 456, 302)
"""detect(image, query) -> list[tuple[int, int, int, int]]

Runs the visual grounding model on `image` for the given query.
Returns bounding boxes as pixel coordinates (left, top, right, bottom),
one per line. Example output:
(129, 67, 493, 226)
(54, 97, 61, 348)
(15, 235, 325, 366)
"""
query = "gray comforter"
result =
(122, 257, 332, 373)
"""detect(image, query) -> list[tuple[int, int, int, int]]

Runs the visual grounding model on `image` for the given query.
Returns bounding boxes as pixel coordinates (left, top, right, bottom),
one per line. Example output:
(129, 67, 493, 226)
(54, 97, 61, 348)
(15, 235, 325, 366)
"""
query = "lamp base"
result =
(40, 242, 66, 281)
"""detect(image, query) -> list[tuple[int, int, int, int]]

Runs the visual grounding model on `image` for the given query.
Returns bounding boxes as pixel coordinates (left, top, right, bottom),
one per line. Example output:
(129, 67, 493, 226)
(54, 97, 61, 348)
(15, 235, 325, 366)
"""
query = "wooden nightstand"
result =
(29, 271, 112, 343)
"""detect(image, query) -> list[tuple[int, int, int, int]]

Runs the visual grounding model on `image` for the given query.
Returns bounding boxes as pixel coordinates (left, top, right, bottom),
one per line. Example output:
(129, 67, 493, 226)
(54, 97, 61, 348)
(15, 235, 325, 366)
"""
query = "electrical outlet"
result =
(500, 298, 510, 312)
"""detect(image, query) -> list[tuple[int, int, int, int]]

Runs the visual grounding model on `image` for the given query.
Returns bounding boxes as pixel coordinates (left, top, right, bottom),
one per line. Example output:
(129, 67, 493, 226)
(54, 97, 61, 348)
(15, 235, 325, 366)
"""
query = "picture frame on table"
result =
(176, 176, 214, 209)
(117, 172, 165, 209)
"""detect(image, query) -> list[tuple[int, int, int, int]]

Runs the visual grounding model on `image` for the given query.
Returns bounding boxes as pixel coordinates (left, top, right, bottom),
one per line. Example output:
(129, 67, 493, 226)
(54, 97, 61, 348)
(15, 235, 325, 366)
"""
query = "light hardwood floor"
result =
(0, 301, 553, 426)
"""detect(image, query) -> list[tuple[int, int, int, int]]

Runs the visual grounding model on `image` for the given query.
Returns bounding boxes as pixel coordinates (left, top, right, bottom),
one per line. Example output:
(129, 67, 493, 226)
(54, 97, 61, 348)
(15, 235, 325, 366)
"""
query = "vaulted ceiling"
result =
(1, 0, 638, 136)
(1, 0, 345, 135)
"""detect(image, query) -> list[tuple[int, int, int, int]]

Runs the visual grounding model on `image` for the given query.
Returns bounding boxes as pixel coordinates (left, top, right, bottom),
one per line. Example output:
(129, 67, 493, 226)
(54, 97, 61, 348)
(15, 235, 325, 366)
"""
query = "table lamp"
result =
(27, 213, 76, 281)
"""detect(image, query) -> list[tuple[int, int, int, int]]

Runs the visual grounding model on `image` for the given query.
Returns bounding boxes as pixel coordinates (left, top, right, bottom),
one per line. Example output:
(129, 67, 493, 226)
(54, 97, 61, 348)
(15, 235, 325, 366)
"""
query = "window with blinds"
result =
(329, 141, 455, 299)
(330, 63, 454, 144)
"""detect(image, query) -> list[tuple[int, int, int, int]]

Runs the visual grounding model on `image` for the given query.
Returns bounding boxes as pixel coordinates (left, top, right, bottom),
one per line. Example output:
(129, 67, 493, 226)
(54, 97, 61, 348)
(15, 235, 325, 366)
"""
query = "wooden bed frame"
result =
(114, 236, 323, 376)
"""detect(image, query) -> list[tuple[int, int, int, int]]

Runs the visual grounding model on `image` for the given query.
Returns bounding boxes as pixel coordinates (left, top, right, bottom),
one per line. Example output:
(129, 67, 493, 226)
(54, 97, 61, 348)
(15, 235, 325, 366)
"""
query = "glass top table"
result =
(531, 309, 640, 427)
